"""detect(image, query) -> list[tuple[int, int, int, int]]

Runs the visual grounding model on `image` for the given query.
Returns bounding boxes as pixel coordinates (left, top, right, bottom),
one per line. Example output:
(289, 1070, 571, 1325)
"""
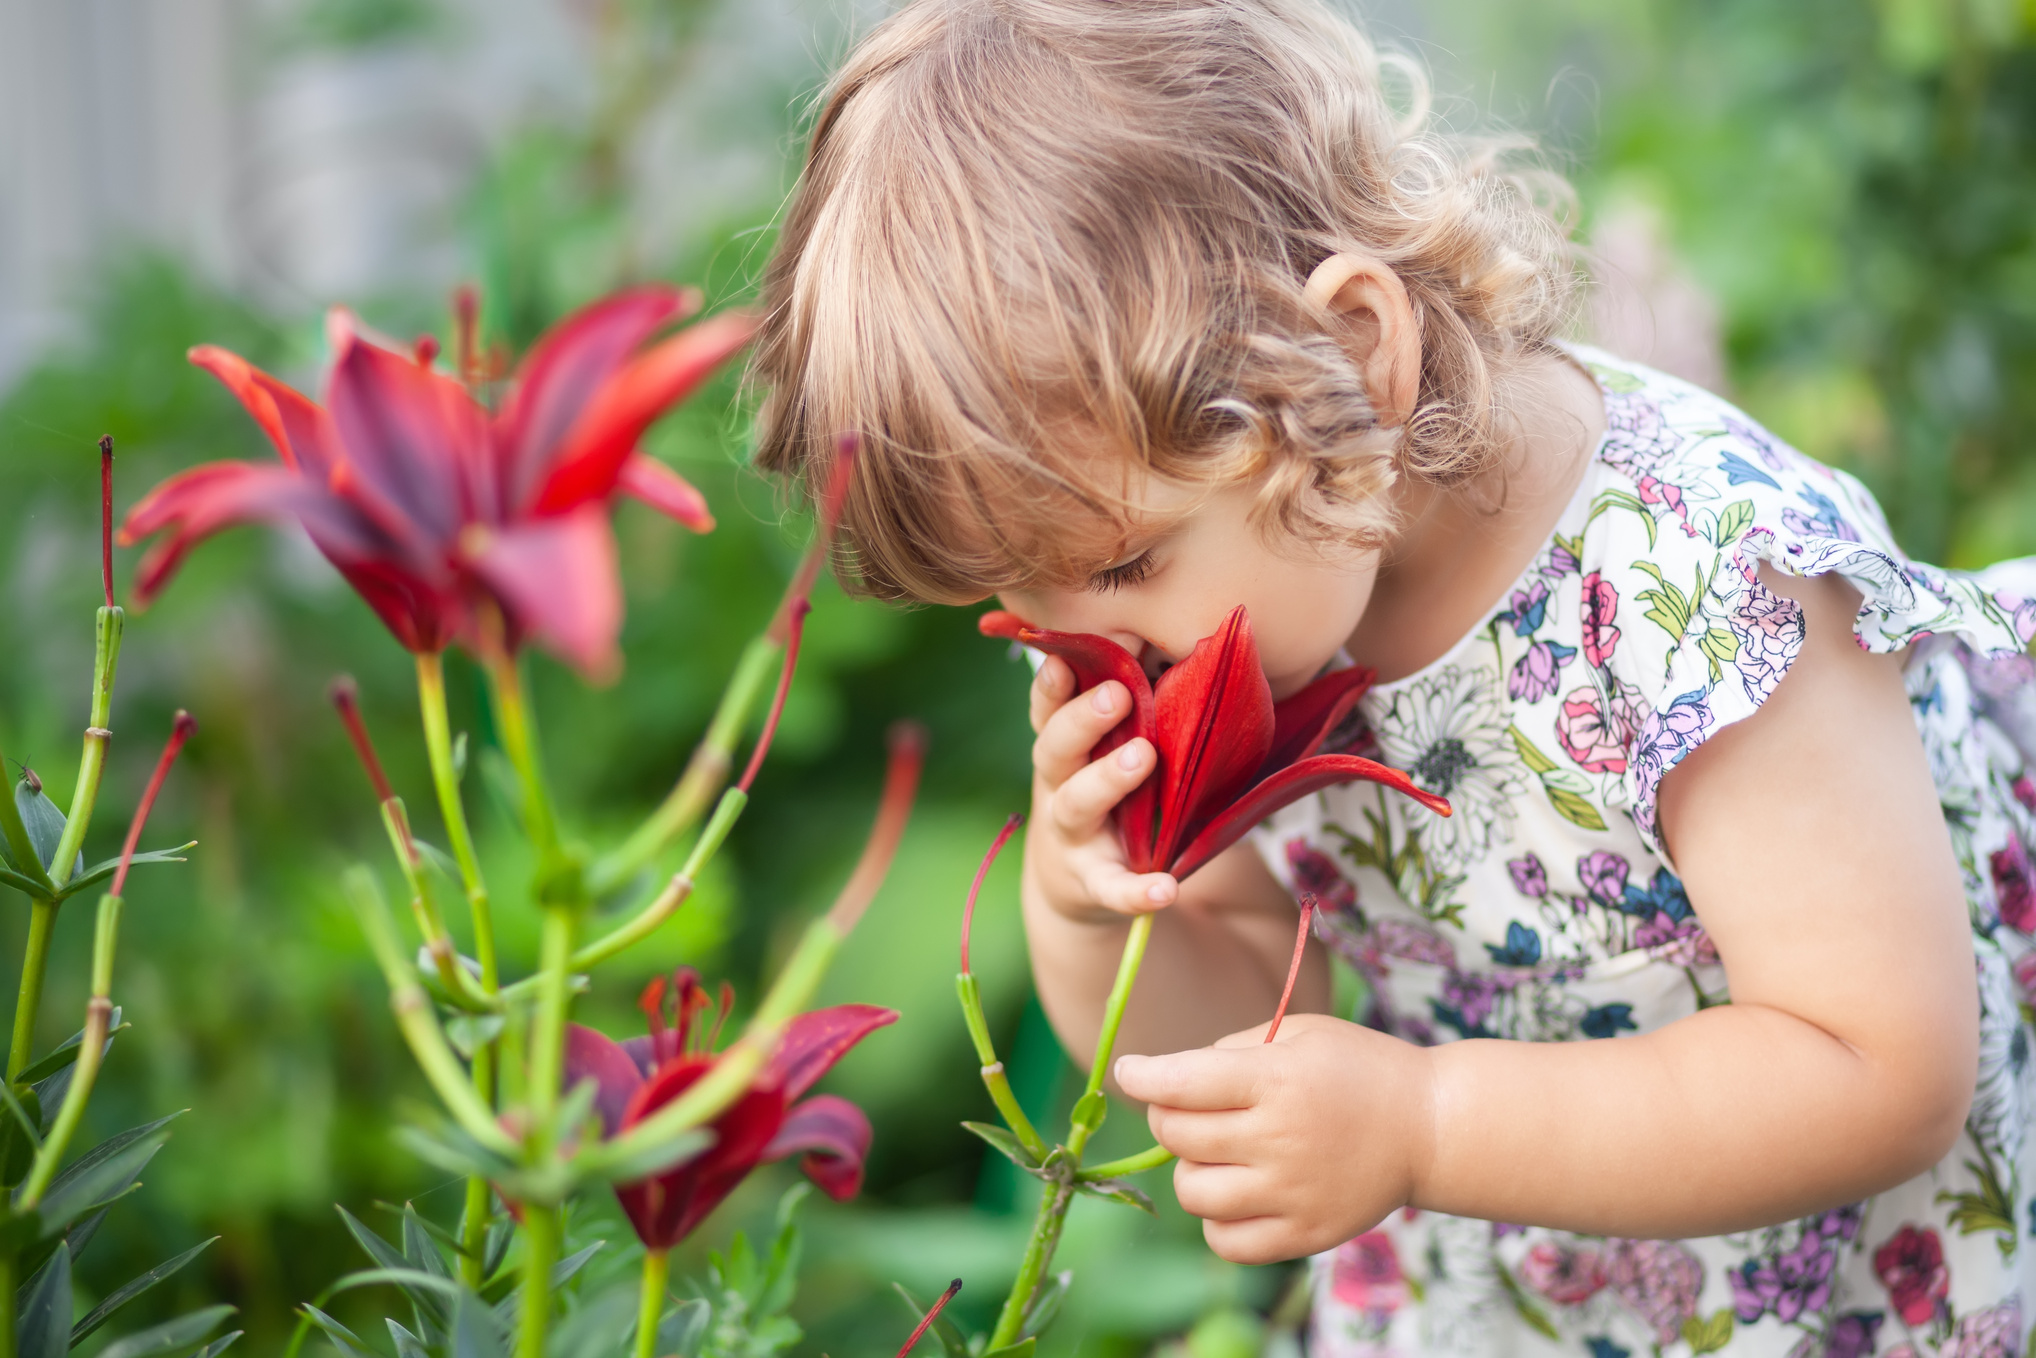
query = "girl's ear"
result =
(1303, 252, 1420, 429)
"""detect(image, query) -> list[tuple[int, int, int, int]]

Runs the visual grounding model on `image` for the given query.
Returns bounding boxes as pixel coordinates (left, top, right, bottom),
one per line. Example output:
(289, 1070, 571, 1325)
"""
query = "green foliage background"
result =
(0, 0, 2029, 1353)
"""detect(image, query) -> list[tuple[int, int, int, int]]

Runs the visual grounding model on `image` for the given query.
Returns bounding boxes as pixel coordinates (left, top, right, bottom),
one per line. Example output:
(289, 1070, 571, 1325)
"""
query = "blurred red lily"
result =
(564, 971, 895, 1250)
(119, 286, 754, 678)
(979, 605, 1451, 879)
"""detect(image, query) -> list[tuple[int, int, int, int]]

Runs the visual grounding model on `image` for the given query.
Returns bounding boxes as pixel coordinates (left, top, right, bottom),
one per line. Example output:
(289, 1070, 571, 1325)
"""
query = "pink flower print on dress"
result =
(1725, 414, 1788, 472)
(1824, 1313, 1884, 1358)
(1369, 918, 1456, 969)
(1633, 912, 1719, 966)
(1731, 585, 1807, 703)
(1949, 1299, 2022, 1358)
(2012, 952, 2036, 1007)
(1518, 1242, 1607, 1306)
(1508, 854, 1549, 897)
(1330, 1232, 1408, 1319)
(1990, 835, 2036, 933)
(1603, 1238, 1703, 1344)
(1581, 572, 1622, 668)
(1872, 1225, 1949, 1327)
(1555, 681, 1644, 775)
(1505, 580, 1552, 636)
(1285, 839, 1357, 916)
(1509, 641, 1578, 703)
(2012, 776, 2036, 814)
(1578, 851, 1632, 907)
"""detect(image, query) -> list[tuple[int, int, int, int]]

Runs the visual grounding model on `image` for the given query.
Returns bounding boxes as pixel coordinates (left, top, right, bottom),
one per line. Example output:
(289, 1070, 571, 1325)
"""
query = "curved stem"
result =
(416, 652, 496, 988)
(20, 890, 122, 1206)
(515, 1205, 562, 1358)
(635, 1248, 670, 1358)
(483, 652, 559, 864)
(6, 900, 56, 1082)
(47, 607, 124, 890)
(1067, 913, 1151, 1159)
(1077, 1143, 1176, 1181)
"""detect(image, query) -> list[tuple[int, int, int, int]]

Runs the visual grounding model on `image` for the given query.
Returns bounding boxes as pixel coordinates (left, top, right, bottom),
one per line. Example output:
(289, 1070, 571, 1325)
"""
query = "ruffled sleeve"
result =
(1568, 351, 2036, 854)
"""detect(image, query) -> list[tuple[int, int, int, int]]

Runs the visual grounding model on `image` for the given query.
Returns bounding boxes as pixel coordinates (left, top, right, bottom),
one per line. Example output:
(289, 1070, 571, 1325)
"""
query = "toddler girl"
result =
(750, 3, 2036, 1355)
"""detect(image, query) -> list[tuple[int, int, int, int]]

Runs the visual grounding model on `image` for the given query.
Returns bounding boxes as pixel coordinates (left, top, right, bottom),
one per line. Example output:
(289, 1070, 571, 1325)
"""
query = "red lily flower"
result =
(118, 286, 755, 678)
(979, 605, 1450, 880)
(563, 971, 896, 1249)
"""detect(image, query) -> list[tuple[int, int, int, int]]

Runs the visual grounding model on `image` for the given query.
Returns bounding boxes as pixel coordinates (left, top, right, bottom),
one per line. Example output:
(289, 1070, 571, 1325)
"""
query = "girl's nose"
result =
(1135, 638, 1179, 683)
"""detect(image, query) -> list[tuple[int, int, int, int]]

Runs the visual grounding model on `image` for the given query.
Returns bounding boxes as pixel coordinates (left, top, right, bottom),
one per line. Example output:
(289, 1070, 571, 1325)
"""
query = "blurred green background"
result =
(0, 0, 2030, 1353)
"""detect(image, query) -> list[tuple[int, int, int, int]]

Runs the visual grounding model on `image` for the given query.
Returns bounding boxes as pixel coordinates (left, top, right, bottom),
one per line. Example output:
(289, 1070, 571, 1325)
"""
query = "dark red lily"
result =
(979, 605, 1450, 880)
(563, 971, 895, 1249)
(119, 286, 755, 678)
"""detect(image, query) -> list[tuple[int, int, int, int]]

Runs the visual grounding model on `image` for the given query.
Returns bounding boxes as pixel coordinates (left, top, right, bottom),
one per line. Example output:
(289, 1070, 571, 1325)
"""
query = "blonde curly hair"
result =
(750, 0, 1578, 604)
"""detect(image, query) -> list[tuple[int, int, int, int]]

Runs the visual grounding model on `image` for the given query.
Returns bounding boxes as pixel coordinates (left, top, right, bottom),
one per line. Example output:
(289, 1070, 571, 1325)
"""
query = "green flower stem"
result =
(377, 800, 494, 1013)
(6, 900, 57, 1082)
(484, 653, 559, 863)
(635, 1247, 669, 1358)
(1066, 913, 1151, 1158)
(515, 1204, 562, 1358)
(48, 607, 124, 890)
(987, 1179, 1075, 1351)
(956, 974, 1049, 1159)
(0, 1251, 14, 1358)
(416, 652, 496, 989)
(527, 906, 575, 1138)
(460, 1174, 492, 1288)
(1077, 1143, 1176, 1180)
(8, 608, 124, 1082)
(19, 892, 122, 1207)
(346, 869, 517, 1156)
(592, 635, 778, 897)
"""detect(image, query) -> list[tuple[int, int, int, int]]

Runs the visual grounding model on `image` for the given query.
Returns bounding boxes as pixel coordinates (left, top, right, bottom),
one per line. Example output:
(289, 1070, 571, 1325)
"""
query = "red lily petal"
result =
(617, 453, 714, 532)
(325, 309, 486, 543)
(496, 285, 700, 510)
(530, 310, 758, 516)
(618, 1055, 787, 1250)
(188, 345, 339, 479)
(1263, 664, 1376, 777)
(118, 461, 381, 607)
(978, 610, 1161, 866)
(762, 1094, 872, 1201)
(1166, 753, 1452, 881)
(329, 559, 462, 654)
(763, 1004, 898, 1103)
(563, 1024, 647, 1138)
(463, 506, 623, 680)
(1150, 607, 1275, 872)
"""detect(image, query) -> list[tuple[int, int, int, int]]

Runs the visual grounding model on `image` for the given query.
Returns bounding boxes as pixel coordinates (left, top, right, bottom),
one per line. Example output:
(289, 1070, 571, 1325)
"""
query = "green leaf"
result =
(551, 1241, 603, 1291)
(37, 1121, 174, 1238)
(755, 1184, 807, 1320)
(450, 732, 468, 783)
(1068, 1091, 1106, 1132)
(1697, 625, 1740, 684)
(15, 779, 80, 879)
(0, 1081, 43, 1186)
(0, 866, 52, 902)
(400, 1207, 452, 1280)
(444, 1015, 506, 1060)
(1587, 490, 1657, 548)
(1073, 1176, 1155, 1214)
(984, 1341, 1037, 1358)
(1022, 1270, 1072, 1340)
(1586, 362, 1644, 394)
(1682, 1307, 1735, 1355)
(1634, 562, 1694, 645)
(448, 1288, 506, 1358)
(298, 1305, 371, 1358)
(71, 1237, 217, 1344)
(549, 1285, 636, 1358)
(192, 1333, 241, 1358)
(1506, 726, 1558, 775)
(386, 1322, 429, 1358)
(961, 1121, 1041, 1169)
(392, 1125, 515, 1183)
(1545, 786, 1609, 832)
(96, 1305, 236, 1358)
(17, 1242, 71, 1358)
(58, 845, 196, 903)
(657, 1298, 711, 1358)
(1510, 726, 1607, 830)
(1493, 1264, 1558, 1341)
(337, 1207, 447, 1330)
(1712, 499, 1755, 548)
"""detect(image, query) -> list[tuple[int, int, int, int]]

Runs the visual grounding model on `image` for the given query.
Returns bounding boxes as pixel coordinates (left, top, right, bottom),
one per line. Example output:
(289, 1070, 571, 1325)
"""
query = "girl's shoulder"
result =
(1543, 345, 2036, 849)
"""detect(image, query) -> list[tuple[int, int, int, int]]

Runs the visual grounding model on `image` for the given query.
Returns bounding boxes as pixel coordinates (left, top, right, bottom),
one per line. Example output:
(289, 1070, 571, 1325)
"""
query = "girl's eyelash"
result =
(1088, 551, 1156, 593)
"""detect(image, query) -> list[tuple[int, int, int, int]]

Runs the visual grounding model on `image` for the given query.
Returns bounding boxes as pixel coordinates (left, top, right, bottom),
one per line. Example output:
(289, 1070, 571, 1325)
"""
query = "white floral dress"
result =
(1252, 347, 2036, 1358)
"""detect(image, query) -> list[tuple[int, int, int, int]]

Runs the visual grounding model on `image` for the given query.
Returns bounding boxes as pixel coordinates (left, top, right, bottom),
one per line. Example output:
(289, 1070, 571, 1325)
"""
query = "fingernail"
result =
(1116, 744, 1143, 770)
(1090, 684, 1118, 714)
(1113, 1055, 1139, 1083)
(1147, 880, 1173, 903)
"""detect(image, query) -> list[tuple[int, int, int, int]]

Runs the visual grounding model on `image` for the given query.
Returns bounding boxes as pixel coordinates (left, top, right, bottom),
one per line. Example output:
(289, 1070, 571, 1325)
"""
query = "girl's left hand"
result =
(1114, 1014, 1435, 1264)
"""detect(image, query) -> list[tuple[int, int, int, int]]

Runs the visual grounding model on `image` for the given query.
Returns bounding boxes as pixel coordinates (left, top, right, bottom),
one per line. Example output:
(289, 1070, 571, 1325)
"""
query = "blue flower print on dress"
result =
(1620, 867, 1690, 921)
(1580, 1003, 1637, 1038)
(1486, 921, 1544, 967)
(1781, 487, 1861, 543)
(1504, 580, 1552, 636)
(1718, 450, 1782, 490)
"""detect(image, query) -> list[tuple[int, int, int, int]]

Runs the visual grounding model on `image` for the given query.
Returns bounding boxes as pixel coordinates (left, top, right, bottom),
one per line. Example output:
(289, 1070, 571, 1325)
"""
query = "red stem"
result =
(1265, 894, 1316, 1044)
(769, 437, 858, 644)
(735, 599, 808, 795)
(329, 676, 395, 804)
(112, 712, 197, 897)
(99, 436, 115, 609)
(823, 722, 926, 934)
(895, 1279, 963, 1358)
(961, 814, 1024, 975)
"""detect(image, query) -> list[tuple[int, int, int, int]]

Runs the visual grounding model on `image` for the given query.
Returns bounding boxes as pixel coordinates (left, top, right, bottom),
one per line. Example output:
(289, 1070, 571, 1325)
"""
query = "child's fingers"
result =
(1078, 862, 1178, 915)
(1144, 1105, 1250, 1165)
(1032, 680, 1133, 788)
(1172, 1159, 1264, 1222)
(1201, 1215, 1304, 1267)
(1049, 737, 1153, 837)
(1027, 655, 1075, 734)
(1114, 1047, 1264, 1111)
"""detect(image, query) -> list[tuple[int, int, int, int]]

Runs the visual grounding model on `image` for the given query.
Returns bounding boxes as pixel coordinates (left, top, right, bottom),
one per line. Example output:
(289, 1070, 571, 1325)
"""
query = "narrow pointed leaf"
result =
(15, 781, 81, 880)
(1022, 1270, 1073, 1340)
(1073, 1176, 1156, 1214)
(658, 1298, 712, 1358)
(16, 1242, 70, 1358)
(401, 1209, 451, 1280)
(193, 1332, 241, 1358)
(549, 1286, 636, 1358)
(37, 1124, 173, 1237)
(1167, 754, 1452, 881)
(449, 1289, 507, 1358)
(387, 1321, 429, 1358)
(298, 1305, 370, 1358)
(95, 1305, 236, 1358)
(0, 866, 52, 901)
(984, 1340, 1038, 1358)
(58, 845, 196, 902)
(20, 1010, 125, 1085)
(336, 1208, 448, 1326)
(961, 1121, 1042, 1169)
(71, 1237, 217, 1344)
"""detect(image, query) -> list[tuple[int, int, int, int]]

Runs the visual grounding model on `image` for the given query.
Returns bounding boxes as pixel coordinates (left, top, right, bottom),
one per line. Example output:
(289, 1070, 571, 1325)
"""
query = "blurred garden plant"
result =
(0, 445, 236, 1358)
(122, 287, 927, 1358)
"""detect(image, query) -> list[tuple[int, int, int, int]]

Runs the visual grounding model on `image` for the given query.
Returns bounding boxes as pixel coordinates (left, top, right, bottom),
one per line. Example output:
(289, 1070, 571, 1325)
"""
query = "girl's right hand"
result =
(1024, 654, 1180, 922)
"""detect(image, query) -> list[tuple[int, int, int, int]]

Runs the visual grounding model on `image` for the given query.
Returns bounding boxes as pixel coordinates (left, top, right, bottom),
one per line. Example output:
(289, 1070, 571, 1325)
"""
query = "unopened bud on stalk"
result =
(453, 284, 480, 388)
(413, 334, 440, 368)
(330, 675, 395, 804)
(1264, 893, 1317, 1044)
(824, 721, 926, 934)
(961, 814, 1024, 975)
(99, 435, 116, 609)
(112, 710, 197, 897)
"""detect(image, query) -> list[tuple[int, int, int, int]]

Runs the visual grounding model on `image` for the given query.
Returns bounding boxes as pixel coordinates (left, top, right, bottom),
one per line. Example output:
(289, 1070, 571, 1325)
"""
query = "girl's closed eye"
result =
(1088, 549, 1158, 594)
